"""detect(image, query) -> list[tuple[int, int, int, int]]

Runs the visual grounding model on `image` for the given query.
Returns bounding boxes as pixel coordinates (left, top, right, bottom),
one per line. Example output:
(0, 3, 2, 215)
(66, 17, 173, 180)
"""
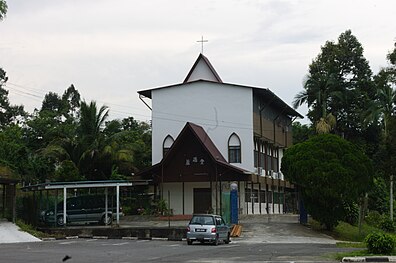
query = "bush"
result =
(344, 202, 359, 225)
(365, 211, 384, 228)
(365, 232, 395, 254)
(380, 218, 395, 232)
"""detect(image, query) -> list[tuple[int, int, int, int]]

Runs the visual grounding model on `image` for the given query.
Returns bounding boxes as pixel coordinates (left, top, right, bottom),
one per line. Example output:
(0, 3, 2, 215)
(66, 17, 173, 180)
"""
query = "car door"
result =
(67, 197, 85, 223)
(85, 196, 104, 222)
(215, 216, 227, 239)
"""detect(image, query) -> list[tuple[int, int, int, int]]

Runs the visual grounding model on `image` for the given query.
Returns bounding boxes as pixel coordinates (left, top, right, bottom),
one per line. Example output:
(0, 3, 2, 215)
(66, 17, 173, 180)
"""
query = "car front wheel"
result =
(187, 240, 193, 245)
(101, 214, 113, 225)
(57, 216, 65, 226)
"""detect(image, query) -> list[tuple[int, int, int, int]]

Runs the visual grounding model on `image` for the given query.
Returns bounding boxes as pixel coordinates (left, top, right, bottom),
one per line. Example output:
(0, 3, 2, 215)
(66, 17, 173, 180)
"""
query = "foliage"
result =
(368, 177, 389, 214)
(293, 30, 375, 142)
(55, 160, 85, 182)
(0, 69, 25, 129)
(16, 219, 49, 239)
(0, 0, 7, 21)
(343, 202, 359, 225)
(380, 218, 396, 233)
(282, 134, 373, 230)
(365, 211, 387, 228)
(365, 232, 395, 254)
(291, 121, 314, 144)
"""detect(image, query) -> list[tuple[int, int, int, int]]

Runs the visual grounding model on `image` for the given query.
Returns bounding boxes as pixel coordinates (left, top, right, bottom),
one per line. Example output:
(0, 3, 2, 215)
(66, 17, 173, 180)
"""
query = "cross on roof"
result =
(197, 36, 208, 54)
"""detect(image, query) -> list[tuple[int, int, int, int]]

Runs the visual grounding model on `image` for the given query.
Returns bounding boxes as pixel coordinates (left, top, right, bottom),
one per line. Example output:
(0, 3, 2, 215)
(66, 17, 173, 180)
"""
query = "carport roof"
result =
(21, 179, 150, 191)
(0, 177, 19, 185)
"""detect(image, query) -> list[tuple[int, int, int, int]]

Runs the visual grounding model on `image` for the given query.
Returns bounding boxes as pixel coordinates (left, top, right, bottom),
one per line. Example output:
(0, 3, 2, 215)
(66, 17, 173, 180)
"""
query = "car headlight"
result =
(46, 211, 54, 216)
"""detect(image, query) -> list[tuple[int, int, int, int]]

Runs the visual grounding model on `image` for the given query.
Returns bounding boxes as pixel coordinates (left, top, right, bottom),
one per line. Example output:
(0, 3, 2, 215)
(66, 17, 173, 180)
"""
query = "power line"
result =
(3, 81, 292, 131)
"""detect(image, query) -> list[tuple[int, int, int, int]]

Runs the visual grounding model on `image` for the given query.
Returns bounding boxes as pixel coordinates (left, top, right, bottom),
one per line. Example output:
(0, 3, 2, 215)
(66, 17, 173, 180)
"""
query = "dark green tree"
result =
(293, 30, 374, 140)
(0, 69, 25, 128)
(0, 0, 7, 21)
(281, 134, 373, 230)
(364, 42, 396, 219)
(291, 121, 315, 144)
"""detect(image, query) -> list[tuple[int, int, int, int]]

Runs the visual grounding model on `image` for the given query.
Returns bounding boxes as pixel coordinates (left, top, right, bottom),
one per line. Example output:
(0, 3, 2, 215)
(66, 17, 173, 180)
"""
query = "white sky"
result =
(0, 0, 395, 124)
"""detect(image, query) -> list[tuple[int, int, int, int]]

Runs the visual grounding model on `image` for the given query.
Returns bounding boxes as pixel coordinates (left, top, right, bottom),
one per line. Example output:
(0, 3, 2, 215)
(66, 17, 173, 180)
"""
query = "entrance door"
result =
(193, 188, 211, 214)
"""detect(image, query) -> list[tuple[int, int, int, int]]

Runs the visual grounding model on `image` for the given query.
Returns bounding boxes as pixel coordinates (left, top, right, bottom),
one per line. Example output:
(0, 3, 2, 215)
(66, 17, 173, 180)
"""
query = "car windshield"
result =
(189, 216, 214, 225)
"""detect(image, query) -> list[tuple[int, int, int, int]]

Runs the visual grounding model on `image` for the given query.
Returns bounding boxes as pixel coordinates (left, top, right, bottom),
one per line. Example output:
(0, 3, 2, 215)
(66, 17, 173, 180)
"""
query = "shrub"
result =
(344, 202, 359, 225)
(365, 232, 395, 254)
(365, 211, 384, 228)
(380, 218, 395, 232)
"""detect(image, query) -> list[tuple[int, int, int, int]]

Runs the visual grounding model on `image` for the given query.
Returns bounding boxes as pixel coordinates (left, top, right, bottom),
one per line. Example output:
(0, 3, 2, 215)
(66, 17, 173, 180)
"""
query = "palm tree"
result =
(293, 72, 338, 134)
(365, 71, 396, 220)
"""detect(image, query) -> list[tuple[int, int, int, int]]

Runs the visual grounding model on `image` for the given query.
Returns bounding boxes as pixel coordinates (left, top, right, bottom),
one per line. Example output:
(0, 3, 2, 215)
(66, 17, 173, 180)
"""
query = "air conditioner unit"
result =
(273, 172, 278, 179)
(278, 172, 284, 180)
(257, 167, 264, 176)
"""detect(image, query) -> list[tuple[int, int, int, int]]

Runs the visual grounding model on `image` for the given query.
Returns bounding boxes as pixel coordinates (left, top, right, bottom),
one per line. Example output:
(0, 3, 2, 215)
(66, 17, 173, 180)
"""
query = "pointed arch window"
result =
(228, 133, 241, 163)
(163, 135, 174, 157)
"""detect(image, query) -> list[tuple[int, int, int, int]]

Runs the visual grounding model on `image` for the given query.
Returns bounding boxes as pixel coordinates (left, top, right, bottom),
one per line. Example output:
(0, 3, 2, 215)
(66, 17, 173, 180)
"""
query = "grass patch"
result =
(333, 249, 369, 261)
(308, 219, 380, 242)
(16, 219, 51, 239)
(308, 219, 396, 260)
(336, 242, 365, 248)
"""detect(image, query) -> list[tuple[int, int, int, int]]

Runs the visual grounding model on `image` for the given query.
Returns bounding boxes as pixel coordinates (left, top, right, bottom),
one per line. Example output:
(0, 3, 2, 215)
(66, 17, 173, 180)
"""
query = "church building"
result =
(137, 53, 302, 216)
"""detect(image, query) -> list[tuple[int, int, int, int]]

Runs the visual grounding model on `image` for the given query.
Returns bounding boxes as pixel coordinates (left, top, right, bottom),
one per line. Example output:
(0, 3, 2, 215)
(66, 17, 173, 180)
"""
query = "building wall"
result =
(187, 59, 219, 82)
(162, 181, 284, 215)
(152, 81, 254, 171)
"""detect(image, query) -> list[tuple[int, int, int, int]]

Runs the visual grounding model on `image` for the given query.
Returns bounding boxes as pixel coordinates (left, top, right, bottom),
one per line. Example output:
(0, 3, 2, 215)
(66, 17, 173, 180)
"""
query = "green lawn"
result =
(309, 220, 396, 260)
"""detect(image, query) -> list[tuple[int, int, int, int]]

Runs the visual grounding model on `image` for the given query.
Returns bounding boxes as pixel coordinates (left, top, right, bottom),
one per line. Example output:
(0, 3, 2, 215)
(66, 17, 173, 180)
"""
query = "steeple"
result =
(183, 54, 223, 83)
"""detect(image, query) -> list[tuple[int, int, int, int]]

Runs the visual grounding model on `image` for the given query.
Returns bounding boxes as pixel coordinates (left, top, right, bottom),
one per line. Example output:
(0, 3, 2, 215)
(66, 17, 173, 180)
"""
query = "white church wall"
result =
(187, 59, 219, 82)
(162, 182, 184, 215)
(152, 81, 254, 171)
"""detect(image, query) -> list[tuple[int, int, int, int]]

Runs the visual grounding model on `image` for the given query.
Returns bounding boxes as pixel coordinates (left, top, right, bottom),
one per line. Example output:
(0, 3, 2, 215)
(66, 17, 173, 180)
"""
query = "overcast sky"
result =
(1, 0, 395, 124)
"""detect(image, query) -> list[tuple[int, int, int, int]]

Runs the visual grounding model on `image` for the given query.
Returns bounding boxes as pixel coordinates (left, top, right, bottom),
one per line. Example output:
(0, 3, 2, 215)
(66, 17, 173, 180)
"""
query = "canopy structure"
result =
(22, 180, 150, 226)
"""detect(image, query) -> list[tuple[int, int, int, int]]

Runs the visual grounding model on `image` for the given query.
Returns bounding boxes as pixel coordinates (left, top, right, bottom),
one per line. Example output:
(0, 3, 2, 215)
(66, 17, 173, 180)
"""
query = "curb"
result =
(41, 235, 186, 242)
(342, 256, 396, 262)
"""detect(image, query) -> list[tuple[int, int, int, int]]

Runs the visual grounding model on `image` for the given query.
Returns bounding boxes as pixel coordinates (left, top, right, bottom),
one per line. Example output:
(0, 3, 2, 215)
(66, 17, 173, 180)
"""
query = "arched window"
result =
(163, 135, 174, 157)
(228, 133, 241, 163)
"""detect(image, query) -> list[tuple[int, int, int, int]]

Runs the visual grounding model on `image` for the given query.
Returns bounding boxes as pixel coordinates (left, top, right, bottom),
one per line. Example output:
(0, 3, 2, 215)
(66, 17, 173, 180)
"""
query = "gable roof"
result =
(136, 122, 250, 179)
(183, 53, 223, 83)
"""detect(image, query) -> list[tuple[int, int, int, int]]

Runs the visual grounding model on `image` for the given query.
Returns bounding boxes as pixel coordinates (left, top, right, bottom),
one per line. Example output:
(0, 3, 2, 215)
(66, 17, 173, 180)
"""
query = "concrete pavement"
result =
(238, 214, 337, 244)
(0, 219, 41, 244)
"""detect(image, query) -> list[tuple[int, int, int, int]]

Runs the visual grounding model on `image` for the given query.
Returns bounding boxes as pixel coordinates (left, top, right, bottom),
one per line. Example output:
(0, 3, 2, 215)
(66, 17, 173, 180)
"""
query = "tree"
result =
(291, 121, 314, 144)
(293, 30, 374, 139)
(364, 42, 396, 219)
(0, 0, 7, 21)
(281, 134, 373, 230)
(0, 69, 25, 128)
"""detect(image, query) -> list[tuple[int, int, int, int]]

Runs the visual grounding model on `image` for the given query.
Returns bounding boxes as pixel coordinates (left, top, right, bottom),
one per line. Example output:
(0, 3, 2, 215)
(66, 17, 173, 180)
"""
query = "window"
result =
(163, 135, 174, 157)
(228, 133, 241, 163)
(259, 190, 266, 203)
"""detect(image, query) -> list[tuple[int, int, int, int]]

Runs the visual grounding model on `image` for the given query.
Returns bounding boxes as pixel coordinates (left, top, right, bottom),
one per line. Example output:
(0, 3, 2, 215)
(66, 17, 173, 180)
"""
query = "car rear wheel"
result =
(213, 235, 219, 246)
(187, 240, 193, 245)
(101, 214, 112, 225)
(224, 233, 230, 244)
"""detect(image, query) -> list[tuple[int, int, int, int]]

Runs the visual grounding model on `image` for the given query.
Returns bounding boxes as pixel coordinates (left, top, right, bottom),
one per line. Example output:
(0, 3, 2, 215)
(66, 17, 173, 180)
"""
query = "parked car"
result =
(186, 214, 231, 245)
(41, 195, 122, 226)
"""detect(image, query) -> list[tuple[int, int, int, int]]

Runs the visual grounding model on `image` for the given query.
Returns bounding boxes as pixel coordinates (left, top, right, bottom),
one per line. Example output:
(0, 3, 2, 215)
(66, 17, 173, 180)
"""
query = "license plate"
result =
(195, 228, 206, 232)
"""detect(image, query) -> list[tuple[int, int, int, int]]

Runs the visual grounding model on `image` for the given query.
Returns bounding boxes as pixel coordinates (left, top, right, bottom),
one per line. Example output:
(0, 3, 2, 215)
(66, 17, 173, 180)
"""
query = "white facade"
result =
(138, 54, 299, 215)
(151, 81, 254, 171)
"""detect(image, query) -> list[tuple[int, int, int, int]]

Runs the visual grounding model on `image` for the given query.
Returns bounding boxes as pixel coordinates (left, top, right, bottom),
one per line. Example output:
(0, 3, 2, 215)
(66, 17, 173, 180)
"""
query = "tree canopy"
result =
(293, 30, 375, 140)
(0, 0, 7, 21)
(282, 134, 373, 230)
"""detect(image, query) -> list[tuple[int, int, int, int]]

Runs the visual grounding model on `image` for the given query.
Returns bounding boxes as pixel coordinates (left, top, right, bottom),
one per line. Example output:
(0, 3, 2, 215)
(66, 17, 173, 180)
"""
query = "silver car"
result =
(186, 214, 231, 245)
